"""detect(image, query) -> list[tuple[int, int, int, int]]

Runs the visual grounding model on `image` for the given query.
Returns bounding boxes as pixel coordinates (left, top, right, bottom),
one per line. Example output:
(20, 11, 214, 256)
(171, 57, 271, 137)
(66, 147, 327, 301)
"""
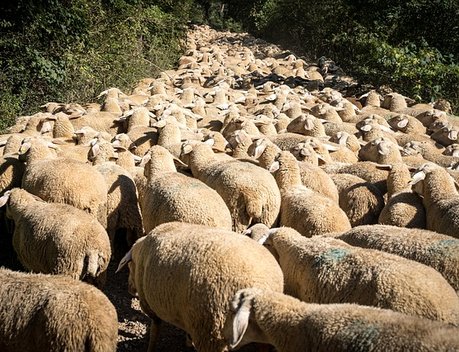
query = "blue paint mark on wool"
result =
(313, 248, 349, 268)
(427, 239, 459, 256)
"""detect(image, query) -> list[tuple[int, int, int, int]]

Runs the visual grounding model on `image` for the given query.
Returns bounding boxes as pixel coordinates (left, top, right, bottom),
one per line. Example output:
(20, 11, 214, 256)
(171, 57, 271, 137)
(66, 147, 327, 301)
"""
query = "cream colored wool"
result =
(118, 222, 283, 352)
(228, 288, 459, 352)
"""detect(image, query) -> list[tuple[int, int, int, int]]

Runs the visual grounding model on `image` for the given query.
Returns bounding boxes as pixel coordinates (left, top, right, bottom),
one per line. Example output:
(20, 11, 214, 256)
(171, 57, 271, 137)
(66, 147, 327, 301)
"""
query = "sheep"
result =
(357, 120, 398, 144)
(415, 109, 449, 129)
(69, 110, 125, 136)
(153, 119, 186, 158)
(226, 130, 254, 159)
(410, 162, 459, 238)
(431, 125, 459, 146)
(111, 133, 141, 171)
(252, 114, 278, 136)
(330, 173, 385, 226)
(381, 92, 408, 112)
(0, 188, 111, 287)
(221, 115, 260, 139)
(0, 155, 25, 196)
(328, 131, 361, 153)
(268, 132, 311, 151)
(322, 121, 359, 138)
(20, 137, 108, 228)
(0, 268, 118, 352)
(387, 114, 427, 135)
(116, 221, 284, 352)
(286, 113, 327, 138)
(228, 287, 459, 352)
(402, 140, 459, 168)
(1, 134, 24, 155)
(140, 145, 232, 232)
(377, 163, 426, 228)
(248, 226, 459, 324)
(89, 140, 144, 258)
(334, 224, 459, 293)
(358, 137, 403, 164)
(269, 151, 351, 237)
(289, 142, 320, 166)
(309, 103, 343, 123)
(182, 142, 281, 231)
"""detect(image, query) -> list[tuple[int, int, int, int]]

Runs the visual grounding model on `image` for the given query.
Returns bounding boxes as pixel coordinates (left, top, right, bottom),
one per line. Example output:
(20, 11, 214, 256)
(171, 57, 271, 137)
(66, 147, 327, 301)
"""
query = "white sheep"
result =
(269, 151, 351, 236)
(88, 140, 144, 258)
(377, 163, 426, 228)
(228, 287, 459, 352)
(330, 173, 385, 226)
(116, 221, 284, 352)
(19, 137, 108, 227)
(249, 226, 459, 324)
(182, 143, 281, 231)
(0, 268, 118, 352)
(0, 188, 111, 287)
(410, 162, 459, 238)
(140, 145, 232, 232)
(334, 224, 459, 293)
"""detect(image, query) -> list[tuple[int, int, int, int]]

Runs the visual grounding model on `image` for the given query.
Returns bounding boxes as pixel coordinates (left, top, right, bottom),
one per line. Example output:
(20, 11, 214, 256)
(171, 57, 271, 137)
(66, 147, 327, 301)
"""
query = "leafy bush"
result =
(0, 0, 194, 131)
(249, 0, 459, 112)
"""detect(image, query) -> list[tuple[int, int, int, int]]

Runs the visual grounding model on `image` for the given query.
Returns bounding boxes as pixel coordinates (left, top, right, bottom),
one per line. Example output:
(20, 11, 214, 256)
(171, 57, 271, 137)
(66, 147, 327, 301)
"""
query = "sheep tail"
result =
(84, 251, 100, 279)
(244, 194, 263, 221)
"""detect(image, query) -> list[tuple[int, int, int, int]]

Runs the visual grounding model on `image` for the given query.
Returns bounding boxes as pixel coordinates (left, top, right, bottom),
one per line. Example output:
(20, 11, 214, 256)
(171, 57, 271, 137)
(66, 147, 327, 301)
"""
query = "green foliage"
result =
(0, 0, 192, 128)
(248, 0, 459, 112)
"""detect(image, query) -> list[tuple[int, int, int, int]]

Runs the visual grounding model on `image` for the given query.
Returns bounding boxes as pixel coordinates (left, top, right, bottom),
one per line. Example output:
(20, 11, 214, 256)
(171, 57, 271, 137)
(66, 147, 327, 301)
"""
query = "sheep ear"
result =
(230, 293, 253, 349)
(203, 138, 215, 146)
(40, 121, 52, 134)
(139, 153, 152, 167)
(46, 141, 59, 150)
(360, 124, 372, 132)
(253, 144, 267, 159)
(257, 228, 277, 245)
(374, 164, 393, 170)
(121, 110, 134, 118)
(19, 142, 32, 155)
(377, 142, 390, 155)
(323, 143, 339, 152)
(448, 130, 458, 141)
(337, 134, 348, 145)
(409, 171, 426, 185)
(116, 249, 133, 273)
(133, 155, 142, 163)
(182, 144, 193, 155)
(304, 118, 314, 131)
(90, 141, 100, 157)
(97, 89, 109, 98)
(268, 161, 280, 173)
(397, 119, 409, 129)
(173, 156, 188, 167)
(380, 125, 393, 133)
(0, 191, 11, 207)
(152, 119, 167, 128)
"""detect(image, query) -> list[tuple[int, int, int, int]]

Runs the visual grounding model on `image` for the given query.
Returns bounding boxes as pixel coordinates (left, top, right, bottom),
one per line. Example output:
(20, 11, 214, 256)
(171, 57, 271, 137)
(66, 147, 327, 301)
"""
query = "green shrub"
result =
(0, 0, 193, 129)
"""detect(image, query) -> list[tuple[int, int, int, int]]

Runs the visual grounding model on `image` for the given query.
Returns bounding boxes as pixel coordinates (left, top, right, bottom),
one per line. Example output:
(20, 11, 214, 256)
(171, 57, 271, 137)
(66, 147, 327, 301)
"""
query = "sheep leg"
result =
(147, 316, 162, 352)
